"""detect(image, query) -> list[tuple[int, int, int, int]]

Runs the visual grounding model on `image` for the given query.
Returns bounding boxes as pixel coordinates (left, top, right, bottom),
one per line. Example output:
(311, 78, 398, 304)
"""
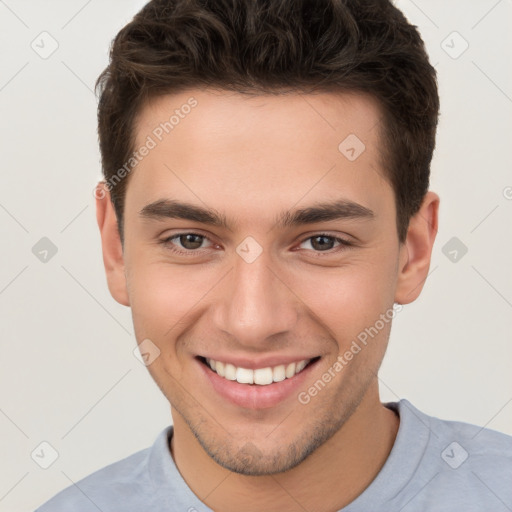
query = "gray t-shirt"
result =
(35, 399, 512, 511)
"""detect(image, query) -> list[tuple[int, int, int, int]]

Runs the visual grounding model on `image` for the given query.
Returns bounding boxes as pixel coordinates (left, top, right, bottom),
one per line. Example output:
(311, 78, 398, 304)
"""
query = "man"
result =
(36, 0, 512, 510)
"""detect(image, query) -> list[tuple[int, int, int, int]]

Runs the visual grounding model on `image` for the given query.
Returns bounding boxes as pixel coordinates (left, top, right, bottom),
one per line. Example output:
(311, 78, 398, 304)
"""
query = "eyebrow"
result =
(139, 198, 375, 230)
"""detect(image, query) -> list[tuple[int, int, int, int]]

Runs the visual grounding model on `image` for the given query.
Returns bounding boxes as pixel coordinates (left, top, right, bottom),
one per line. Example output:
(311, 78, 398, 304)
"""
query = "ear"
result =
(394, 191, 440, 305)
(95, 182, 130, 306)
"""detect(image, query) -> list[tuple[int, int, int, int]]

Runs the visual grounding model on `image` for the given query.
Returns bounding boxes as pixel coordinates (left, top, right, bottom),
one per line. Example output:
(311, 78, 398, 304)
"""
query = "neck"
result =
(170, 385, 399, 512)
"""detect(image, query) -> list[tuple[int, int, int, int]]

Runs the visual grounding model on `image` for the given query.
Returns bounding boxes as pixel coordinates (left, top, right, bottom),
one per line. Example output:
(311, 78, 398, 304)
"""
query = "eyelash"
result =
(159, 232, 354, 257)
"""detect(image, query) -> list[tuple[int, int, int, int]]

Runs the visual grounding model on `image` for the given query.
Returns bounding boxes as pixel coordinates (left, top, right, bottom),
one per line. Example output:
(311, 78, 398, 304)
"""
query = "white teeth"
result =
(295, 360, 307, 374)
(254, 367, 273, 385)
(285, 363, 296, 378)
(215, 360, 225, 378)
(236, 367, 254, 384)
(224, 363, 237, 381)
(205, 358, 312, 385)
(273, 364, 286, 382)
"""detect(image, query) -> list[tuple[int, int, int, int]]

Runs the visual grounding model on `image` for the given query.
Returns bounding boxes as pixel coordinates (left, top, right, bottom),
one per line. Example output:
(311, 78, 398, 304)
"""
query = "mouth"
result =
(198, 356, 320, 385)
(196, 355, 321, 409)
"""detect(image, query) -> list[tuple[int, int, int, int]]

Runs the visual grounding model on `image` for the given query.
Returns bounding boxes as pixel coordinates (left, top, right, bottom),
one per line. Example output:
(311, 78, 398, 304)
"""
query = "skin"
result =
(96, 89, 439, 512)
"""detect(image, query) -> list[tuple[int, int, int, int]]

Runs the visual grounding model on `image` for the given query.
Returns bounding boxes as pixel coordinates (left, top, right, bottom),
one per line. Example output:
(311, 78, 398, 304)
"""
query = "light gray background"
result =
(0, 1, 511, 511)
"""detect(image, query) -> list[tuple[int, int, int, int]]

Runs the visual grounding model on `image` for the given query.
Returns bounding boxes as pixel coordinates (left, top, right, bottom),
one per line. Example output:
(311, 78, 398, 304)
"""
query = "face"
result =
(118, 89, 407, 475)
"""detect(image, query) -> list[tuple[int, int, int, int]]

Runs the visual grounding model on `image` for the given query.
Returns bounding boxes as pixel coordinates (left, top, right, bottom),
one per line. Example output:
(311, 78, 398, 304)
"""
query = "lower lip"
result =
(196, 357, 320, 409)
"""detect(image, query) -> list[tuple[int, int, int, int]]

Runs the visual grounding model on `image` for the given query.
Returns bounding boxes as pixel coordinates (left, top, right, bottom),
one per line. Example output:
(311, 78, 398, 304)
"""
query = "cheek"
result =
(125, 254, 220, 339)
(289, 257, 397, 344)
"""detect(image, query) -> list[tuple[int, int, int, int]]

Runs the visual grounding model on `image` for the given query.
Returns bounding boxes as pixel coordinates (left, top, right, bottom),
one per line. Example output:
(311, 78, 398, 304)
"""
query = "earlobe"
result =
(394, 191, 440, 305)
(95, 182, 130, 307)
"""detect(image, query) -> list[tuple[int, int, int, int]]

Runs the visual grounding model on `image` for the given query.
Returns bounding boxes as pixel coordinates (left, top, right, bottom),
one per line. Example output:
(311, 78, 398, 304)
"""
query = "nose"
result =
(211, 249, 298, 348)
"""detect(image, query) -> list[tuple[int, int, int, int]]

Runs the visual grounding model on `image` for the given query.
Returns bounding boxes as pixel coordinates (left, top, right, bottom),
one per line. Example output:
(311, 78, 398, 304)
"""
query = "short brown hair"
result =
(95, 0, 439, 244)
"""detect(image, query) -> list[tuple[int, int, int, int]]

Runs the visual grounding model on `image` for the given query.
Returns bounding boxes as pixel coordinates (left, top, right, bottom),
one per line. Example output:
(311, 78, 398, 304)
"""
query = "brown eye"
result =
(309, 235, 336, 251)
(176, 233, 205, 250)
(298, 234, 353, 254)
(160, 232, 213, 254)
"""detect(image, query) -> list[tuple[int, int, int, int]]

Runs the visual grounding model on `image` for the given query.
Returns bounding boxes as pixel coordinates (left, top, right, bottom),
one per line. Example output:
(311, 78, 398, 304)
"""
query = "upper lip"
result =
(198, 354, 320, 370)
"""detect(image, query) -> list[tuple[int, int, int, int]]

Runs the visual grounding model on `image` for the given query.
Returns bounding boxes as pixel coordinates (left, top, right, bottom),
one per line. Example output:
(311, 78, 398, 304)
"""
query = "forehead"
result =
(126, 88, 392, 228)
(135, 88, 384, 155)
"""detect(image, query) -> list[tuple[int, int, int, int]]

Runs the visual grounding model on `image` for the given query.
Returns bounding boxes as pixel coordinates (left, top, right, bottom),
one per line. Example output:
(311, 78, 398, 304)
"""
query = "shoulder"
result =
(394, 399, 512, 457)
(417, 401, 512, 465)
(394, 400, 512, 511)
(34, 428, 172, 512)
(35, 449, 151, 512)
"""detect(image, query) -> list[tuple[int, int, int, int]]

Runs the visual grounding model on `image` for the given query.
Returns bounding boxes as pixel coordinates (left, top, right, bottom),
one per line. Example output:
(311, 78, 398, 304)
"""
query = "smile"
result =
(197, 355, 321, 409)
(203, 357, 318, 385)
